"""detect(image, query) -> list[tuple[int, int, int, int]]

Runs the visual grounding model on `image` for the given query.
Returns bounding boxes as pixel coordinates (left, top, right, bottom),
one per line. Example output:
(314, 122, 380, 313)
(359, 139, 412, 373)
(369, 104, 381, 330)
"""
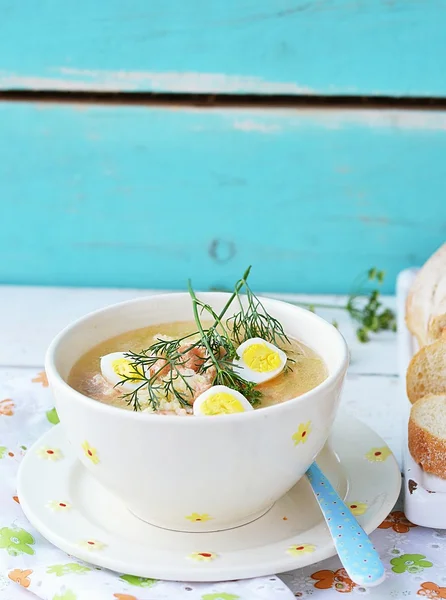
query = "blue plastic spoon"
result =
(306, 463, 385, 587)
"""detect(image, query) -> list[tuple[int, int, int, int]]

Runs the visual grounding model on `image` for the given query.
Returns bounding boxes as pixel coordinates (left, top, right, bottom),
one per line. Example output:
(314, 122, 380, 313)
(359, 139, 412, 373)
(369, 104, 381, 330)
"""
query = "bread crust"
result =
(408, 396, 446, 479)
(406, 244, 446, 346)
(406, 340, 446, 404)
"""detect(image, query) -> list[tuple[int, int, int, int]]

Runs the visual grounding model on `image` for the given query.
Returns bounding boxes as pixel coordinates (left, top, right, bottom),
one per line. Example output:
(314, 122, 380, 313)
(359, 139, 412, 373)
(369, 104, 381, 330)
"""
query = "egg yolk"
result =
(111, 358, 143, 381)
(200, 392, 245, 415)
(242, 343, 281, 373)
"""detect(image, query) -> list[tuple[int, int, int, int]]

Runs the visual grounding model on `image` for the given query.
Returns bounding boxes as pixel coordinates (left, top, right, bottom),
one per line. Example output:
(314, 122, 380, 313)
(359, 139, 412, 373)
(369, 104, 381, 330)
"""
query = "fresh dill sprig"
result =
(188, 281, 261, 406)
(294, 267, 397, 343)
(348, 268, 397, 342)
(116, 265, 290, 410)
(227, 278, 291, 347)
(118, 336, 197, 411)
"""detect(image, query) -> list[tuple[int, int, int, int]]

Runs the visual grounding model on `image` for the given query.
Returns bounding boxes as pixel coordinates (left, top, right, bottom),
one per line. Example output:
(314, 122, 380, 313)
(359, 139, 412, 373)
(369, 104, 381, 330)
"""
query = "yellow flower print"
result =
(82, 441, 99, 465)
(287, 543, 316, 556)
(185, 513, 212, 523)
(37, 447, 63, 461)
(348, 502, 368, 516)
(188, 551, 217, 562)
(79, 539, 106, 551)
(292, 421, 312, 446)
(365, 446, 391, 463)
(46, 500, 72, 512)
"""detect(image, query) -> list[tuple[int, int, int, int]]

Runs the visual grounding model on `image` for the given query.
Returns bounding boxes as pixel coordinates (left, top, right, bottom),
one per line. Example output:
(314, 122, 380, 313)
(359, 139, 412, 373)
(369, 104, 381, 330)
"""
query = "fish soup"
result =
(68, 320, 327, 415)
(68, 267, 328, 416)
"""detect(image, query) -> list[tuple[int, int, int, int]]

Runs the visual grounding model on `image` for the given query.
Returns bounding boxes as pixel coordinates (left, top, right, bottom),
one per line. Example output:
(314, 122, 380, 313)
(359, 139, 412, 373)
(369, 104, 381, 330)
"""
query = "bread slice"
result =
(408, 394, 446, 479)
(406, 243, 446, 347)
(406, 340, 446, 404)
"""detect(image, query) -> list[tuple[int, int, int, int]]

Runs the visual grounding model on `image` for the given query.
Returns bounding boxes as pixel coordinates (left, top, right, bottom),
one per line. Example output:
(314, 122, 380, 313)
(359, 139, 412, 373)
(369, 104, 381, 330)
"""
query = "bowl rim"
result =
(45, 291, 349, 424)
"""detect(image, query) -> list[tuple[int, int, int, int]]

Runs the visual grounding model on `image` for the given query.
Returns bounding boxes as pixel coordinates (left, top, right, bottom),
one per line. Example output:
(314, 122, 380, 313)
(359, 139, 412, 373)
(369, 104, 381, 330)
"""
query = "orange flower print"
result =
(32, 371, 48, 387)
(12, 495, 20, 504)
(0, 399, 14, 416)
(311, 568, 357, 593)
(417, 582, 446, 598)
(379, 510, 417, 534)
(114, 595, 138, 600)
(8, 568, 33, 588)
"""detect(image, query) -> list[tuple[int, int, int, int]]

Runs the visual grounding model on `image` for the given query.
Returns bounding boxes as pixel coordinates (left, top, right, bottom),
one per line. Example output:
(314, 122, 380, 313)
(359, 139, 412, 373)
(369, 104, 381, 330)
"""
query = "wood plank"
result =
(0, 102, 444, 293)
(0, 285, 397, 375)
(0, 0, 446, 96)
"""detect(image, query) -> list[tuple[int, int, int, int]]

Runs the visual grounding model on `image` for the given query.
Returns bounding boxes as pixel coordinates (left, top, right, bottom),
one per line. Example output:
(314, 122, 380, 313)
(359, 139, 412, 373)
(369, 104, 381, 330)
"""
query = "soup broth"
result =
(68, 320, 327, 414)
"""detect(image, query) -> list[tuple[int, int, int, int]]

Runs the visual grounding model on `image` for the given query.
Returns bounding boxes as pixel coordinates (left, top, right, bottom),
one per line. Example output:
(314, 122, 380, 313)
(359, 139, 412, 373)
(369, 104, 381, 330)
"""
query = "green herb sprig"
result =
(118, 339, 196, 411)
(118, 266, 268, 411)
(228, 278, 291, 347)
(296, 267, 396, 343)
(187, 282, 261, 406)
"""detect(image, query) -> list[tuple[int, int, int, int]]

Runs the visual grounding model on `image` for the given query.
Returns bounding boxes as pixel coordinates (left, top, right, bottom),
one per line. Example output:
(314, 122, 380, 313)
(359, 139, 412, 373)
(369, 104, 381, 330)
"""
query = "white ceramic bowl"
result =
(46, 293, 348, 532)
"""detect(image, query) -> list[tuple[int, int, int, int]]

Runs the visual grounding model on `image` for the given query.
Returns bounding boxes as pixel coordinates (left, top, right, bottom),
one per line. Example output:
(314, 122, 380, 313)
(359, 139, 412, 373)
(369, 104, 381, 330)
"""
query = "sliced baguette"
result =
(408, 394, 446, 479)
(406, 243, 446, 347)
(406, 340, 446, 404)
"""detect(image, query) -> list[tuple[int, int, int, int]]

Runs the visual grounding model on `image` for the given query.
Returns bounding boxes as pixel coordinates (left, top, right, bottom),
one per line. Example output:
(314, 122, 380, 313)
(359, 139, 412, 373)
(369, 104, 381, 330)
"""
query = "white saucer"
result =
(17, 412, 400, 582)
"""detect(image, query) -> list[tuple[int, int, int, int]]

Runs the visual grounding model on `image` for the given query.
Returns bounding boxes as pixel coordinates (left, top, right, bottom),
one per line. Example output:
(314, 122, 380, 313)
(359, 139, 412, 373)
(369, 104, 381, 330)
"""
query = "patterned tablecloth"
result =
(1, 369, 445, 600)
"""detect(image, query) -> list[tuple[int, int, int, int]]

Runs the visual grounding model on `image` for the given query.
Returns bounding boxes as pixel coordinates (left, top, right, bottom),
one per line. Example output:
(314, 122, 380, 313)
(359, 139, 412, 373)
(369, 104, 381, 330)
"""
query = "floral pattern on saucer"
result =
(347, 502, 368, 516)
(79, 539, 106, 551)
(37, 447, 63, 461)
(188, 552, 217, 562)
(14, 407, 401, 588)
(287, 544, 316, 556)
(365, 446, 391, 462)
(47, 500, 72, 512)
(82, 441, 99, 465)
(185, 513, 212, 523)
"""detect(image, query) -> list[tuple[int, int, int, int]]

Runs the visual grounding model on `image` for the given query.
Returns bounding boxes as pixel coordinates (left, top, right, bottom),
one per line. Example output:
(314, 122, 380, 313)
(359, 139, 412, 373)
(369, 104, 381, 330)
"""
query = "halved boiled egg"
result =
(233, 337, 287, 384)
(193, 385, 253, 416)
(100, 352, 145, 391)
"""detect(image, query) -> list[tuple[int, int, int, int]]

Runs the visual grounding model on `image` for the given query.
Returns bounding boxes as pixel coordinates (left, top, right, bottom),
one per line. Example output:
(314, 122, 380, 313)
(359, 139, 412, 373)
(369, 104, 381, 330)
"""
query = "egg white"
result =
(233, 337, 287, 384)
(100, 352, 145, 391)
(193, 385, 253, 416)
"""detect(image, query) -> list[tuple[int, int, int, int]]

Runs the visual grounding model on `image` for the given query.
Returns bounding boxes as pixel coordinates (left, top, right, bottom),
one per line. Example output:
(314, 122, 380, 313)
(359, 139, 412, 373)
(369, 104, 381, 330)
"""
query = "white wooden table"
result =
(0, 285, 401, 466)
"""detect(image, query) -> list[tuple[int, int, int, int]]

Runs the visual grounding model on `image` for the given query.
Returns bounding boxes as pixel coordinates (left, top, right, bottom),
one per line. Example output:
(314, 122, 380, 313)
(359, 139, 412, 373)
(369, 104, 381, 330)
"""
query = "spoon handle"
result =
(306, 462, 385, 587)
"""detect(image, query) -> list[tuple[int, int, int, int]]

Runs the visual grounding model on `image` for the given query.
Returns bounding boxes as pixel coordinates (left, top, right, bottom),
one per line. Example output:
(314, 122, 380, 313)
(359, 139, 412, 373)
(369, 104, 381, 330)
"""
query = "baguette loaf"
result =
(406, 243, 446, 347)
(408, 394, 446, 479)
(406, 340, 446, 404)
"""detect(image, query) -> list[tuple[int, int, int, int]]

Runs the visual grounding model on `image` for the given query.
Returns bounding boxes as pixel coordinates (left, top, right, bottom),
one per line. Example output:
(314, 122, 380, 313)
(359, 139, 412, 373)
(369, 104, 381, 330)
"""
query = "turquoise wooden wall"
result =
(1, 2, 445, 293)
(1, 103, 445, 294)
(2, 0, 446, 96)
